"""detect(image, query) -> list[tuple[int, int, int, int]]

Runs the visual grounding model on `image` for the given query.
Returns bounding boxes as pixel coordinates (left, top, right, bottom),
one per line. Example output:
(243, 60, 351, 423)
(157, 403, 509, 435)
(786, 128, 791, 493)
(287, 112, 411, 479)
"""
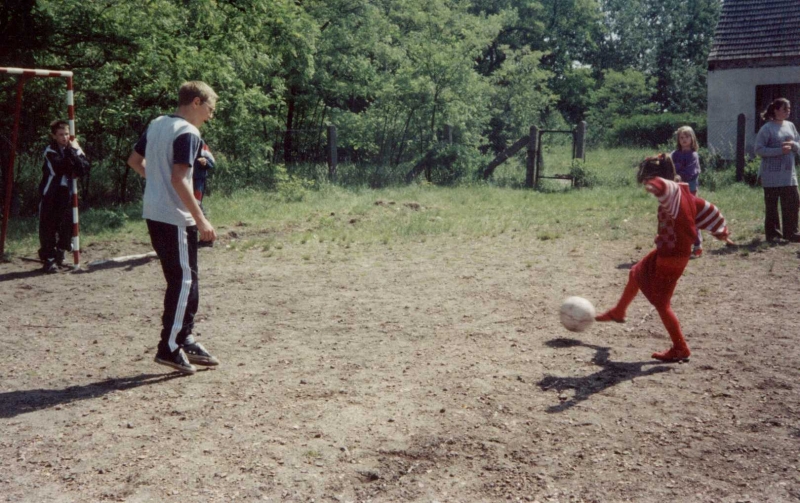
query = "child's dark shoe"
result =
(652, 346, 691, 362)
(595, 310, 625, 323)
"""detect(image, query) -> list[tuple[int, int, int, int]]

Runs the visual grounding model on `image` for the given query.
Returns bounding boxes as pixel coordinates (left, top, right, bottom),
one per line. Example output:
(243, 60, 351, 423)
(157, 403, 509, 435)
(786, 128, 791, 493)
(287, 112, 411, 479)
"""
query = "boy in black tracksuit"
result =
(38, 120, 90, 273)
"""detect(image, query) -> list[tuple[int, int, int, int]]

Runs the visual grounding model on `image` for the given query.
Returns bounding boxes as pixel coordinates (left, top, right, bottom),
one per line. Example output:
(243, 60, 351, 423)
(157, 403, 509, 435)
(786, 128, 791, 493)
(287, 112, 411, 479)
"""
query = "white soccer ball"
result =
(559, 296, 596, 332)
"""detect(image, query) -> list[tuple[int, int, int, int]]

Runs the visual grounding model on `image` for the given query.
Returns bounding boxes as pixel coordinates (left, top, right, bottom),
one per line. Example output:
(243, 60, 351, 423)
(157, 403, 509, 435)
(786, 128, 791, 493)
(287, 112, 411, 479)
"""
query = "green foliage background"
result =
(1, 0, 721, 211)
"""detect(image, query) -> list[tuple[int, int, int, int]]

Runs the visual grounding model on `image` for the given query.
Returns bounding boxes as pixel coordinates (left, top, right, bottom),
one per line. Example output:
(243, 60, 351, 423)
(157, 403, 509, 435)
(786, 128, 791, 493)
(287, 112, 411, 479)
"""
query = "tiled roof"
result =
(708, 0, 800, 67)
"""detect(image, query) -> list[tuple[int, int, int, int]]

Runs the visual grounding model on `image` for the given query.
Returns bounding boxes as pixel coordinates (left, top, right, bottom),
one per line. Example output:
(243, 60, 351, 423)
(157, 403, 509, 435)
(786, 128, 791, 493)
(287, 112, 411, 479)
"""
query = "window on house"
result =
(755, 84, 800, 132)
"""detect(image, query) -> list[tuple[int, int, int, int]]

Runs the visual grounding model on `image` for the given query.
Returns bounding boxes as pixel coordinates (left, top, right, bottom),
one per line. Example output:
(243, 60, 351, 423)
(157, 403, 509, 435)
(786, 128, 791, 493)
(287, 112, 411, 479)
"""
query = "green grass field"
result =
(2, 146, 766, 260)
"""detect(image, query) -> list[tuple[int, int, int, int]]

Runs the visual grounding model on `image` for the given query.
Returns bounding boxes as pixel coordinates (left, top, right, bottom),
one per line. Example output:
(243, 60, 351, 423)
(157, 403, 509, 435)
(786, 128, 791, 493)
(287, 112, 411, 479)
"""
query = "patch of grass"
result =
(1, 148, 766, 259)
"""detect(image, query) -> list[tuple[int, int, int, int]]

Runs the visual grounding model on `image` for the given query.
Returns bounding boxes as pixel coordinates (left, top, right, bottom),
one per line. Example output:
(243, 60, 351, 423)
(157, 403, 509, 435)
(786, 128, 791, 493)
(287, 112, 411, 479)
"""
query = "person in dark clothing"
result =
(38, 120, 90, 273)
(193, 141, 215, 247)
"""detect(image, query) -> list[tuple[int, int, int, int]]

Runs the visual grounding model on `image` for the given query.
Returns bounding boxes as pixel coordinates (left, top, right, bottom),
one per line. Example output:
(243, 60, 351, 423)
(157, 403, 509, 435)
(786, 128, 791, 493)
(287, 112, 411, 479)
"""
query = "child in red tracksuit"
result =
(595, 154, 733, 361)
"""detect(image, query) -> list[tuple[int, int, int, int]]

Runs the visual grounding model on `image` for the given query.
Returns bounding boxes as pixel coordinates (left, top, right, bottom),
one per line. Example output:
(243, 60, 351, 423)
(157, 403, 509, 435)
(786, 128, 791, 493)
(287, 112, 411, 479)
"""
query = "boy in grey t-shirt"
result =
(127, 81, 220, 374)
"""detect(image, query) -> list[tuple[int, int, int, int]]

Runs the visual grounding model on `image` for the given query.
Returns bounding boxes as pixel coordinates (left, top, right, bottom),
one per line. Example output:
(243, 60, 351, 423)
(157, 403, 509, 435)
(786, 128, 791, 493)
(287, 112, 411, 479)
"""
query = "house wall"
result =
(707, 66, 800, 159)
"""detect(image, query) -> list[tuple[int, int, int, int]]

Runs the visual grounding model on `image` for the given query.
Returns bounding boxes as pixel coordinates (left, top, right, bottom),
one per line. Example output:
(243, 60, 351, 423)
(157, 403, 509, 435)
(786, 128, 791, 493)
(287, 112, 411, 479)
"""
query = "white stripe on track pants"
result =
(147, 219, 199, 353)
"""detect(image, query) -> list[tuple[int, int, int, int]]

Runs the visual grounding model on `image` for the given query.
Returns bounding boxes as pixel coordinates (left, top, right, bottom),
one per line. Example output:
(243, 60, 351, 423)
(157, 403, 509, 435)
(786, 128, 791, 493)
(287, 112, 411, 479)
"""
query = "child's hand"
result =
(197, 157, 207, 166)
(782, 141, 793, 154)
(644, 182, 658, 194)
(718, 228, 735, 246)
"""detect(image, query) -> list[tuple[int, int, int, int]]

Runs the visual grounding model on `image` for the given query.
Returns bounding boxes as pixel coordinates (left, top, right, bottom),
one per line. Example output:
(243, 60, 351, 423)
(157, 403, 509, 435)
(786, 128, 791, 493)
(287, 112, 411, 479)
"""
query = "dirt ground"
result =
(1, 229, 799, 503)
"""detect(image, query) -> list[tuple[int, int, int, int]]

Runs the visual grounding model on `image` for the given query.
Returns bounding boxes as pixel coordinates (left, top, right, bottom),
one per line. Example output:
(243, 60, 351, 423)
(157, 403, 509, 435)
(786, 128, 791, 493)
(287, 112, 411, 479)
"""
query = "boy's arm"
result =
(66, 141, 90, 176)
(128, 129, 149, 177)
(127, 151, 146, 178)
(171, 163, 216, 242)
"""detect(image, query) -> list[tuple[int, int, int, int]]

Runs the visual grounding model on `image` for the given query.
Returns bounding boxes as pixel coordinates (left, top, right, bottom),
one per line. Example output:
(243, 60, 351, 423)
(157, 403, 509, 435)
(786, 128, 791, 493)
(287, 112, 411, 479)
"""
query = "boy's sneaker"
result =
(691, 247, 703, 259)
(55, 249, 67, 266)
(42, 259, 58, 274)
(154, 348, 197, 374)
(182, 342, 220, 366)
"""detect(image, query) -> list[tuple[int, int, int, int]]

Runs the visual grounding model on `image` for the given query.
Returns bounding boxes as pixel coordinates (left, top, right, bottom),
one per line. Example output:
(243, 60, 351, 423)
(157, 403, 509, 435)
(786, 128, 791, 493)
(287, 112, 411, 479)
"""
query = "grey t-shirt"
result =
(755, 120, 800, 188)
(134, 115, 202, 226)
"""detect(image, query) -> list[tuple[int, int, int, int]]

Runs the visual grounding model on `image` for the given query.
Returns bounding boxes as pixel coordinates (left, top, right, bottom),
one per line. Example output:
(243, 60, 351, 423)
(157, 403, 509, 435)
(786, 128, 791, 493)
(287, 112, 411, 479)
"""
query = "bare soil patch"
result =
(1, 234, 799, 502)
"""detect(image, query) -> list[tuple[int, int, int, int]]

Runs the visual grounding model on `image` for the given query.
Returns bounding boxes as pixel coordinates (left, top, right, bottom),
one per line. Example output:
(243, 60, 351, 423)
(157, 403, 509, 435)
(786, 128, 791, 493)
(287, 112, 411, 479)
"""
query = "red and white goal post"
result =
(0, 67, 82, 269)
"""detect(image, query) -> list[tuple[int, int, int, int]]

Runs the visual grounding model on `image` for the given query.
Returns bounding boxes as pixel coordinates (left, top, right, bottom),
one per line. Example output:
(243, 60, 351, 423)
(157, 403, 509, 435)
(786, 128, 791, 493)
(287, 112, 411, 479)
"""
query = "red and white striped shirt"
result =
(648, 177, 728, 258)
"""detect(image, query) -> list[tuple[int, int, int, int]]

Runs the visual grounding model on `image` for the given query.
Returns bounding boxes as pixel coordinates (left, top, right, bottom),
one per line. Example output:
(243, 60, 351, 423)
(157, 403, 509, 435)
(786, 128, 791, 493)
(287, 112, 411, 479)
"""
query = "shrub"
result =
(743, 157, 760, 187)
(81, 208, 128, 233)
(408, 144, 489, 186)
(273, 164, 316, 202)
(697, 147, 728, 172)
(569, 160, 598, 188)
(607, 113, 707, 148)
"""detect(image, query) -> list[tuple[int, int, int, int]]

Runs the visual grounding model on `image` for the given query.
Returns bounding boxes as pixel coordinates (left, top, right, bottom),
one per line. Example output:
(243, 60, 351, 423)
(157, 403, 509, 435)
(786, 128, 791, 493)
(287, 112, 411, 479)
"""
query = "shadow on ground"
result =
(538, 337, 674, 413)
(0, 268, 47, 282)
(0, 373, 186, 418)
(76, 255, 158, 274)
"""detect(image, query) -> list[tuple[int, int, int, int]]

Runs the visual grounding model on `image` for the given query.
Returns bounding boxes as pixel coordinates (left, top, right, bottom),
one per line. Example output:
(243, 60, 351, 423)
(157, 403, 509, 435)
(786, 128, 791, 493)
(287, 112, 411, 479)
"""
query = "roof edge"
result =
(708, 56, 800, 71)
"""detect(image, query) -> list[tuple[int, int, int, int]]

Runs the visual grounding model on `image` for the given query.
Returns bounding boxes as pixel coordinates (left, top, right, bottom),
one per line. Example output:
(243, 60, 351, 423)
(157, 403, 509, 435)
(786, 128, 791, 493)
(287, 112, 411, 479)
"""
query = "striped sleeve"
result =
(652, 178, 681, 219)
(695, 198, 728, 238)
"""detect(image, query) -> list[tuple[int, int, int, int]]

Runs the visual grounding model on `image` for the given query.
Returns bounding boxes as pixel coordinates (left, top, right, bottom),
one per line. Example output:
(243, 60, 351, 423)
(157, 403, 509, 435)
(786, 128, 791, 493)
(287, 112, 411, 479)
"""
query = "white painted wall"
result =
(707, 66, 800, 159)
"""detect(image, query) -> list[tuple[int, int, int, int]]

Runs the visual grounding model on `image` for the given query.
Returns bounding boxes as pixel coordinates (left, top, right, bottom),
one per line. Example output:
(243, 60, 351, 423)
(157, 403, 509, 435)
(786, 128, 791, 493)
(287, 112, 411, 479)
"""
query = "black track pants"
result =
(38, 186, 72, 261)
(146, 219, 199, 353)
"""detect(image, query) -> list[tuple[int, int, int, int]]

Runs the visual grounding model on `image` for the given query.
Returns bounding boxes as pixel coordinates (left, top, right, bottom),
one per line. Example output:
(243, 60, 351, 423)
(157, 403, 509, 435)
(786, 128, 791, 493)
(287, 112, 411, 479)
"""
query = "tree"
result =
(595, 0, 721, 113)
(586, 68, 657, 134)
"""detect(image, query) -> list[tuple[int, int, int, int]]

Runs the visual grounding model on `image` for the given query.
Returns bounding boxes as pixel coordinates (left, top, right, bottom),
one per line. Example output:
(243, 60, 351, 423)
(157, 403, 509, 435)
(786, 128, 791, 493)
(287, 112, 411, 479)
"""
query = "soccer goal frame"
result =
(0, 67, 82, 268)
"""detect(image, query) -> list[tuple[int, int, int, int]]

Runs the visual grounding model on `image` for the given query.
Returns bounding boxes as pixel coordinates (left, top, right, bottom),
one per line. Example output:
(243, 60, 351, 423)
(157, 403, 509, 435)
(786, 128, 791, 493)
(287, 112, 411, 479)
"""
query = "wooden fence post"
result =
(327, 125, 337, 181)
(575, 121, 587, 161)
(527, 126, 539, 188)
(736, 113, 745, 182)
(536, 129, 544, 186)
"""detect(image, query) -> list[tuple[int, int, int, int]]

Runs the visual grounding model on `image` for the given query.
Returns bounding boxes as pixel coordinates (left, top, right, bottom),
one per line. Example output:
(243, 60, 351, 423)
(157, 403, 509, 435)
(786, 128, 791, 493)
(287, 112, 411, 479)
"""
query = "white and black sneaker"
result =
(42, 259, 58, 274)
(154, 348, 197, 374)
(182, 342, 220, 366)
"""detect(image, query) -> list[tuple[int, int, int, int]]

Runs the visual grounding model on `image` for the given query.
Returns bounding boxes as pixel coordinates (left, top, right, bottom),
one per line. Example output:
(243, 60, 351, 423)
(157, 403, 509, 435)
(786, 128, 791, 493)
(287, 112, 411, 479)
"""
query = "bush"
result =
(569, 160, 598, 188)
(697, 147, 728, 172)
(607, 113, 707, 148)
(81, 208, 128, 233)
(743, 157, 760, 187)
(407, 144, 489, 186)
(272, 164, 316, 202)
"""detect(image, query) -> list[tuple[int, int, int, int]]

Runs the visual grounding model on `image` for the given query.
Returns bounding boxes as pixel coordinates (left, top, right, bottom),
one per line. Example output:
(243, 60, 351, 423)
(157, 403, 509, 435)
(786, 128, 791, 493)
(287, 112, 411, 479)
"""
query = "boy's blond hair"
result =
(674, 126, 698, 152)
(178, 81, 218, 106)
